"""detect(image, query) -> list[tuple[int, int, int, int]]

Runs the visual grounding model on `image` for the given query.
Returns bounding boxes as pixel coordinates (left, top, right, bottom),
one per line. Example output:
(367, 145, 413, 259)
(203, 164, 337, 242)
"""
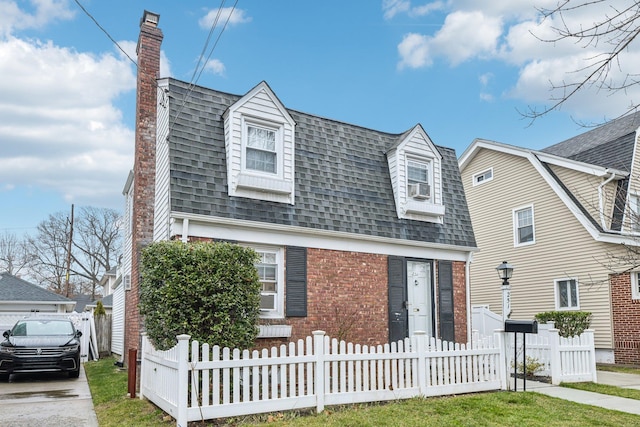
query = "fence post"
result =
(139, 333, 147, 400)
(584, 329, 597, 383)
(177, 334, 191, 427)
(496, 331, 508, 390)
(548, 328, 561, 385)
(313, 330, 326, 413)
(414, 331, 427, 396)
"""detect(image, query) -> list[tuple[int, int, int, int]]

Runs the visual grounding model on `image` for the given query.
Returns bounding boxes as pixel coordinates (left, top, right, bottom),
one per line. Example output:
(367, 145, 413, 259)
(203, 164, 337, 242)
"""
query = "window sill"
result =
(404, 199, 446, 217)
(237, 173, 292, 195)
(257, 325, 292, 338)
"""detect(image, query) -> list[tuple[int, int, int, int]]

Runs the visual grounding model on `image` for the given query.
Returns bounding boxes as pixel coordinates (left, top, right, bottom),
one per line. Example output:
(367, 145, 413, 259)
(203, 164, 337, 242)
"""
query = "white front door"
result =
(407, 261, 433, 336)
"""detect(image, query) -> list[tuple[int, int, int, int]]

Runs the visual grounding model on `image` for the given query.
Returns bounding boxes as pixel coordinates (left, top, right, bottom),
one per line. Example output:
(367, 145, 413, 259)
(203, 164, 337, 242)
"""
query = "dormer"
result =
(387, 125, 446, 223)
(223, 82, 296, 204)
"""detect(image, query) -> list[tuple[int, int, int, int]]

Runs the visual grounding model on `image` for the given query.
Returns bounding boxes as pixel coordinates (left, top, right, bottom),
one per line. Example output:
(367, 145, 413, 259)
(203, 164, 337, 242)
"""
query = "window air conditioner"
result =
(408, 183, 430, 199)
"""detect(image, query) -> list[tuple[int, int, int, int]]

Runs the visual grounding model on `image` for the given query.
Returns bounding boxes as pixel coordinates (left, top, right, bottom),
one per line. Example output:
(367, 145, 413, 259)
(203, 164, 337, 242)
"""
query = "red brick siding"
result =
(285, 248, 389, 346)
(126, 17, 163, 365)
(610, 272, 640, 365)
(452, 261, 468, 344)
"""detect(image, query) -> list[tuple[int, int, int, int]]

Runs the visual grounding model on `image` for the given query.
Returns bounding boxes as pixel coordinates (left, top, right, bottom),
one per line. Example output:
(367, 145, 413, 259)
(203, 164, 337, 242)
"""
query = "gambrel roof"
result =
(163, 78, 476, 249)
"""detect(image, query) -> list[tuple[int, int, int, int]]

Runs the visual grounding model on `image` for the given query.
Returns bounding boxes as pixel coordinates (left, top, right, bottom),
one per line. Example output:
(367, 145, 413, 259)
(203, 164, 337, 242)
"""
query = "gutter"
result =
(598, 170, 618, 231)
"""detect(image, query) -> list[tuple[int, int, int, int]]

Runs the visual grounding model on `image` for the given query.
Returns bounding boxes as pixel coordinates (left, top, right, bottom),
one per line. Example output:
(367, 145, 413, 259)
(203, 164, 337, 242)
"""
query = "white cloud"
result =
(391, 0, 640, 118)
(0, 36, 136, 208)
(198, 7, 251, 29)
(397, 33, 431, 69)
(204, 59, 226, 76)
(0, 0, 75, 37)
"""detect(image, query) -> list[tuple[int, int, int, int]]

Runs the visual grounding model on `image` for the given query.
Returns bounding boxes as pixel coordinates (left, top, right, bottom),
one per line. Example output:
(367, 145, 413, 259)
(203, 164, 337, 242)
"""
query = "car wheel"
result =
(68, 368, 80, 379)
(0, 373, 9, 382)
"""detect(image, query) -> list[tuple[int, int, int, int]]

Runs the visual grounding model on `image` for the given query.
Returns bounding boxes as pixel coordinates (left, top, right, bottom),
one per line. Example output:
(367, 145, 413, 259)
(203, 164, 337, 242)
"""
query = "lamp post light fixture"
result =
(496, 261, 515, 325)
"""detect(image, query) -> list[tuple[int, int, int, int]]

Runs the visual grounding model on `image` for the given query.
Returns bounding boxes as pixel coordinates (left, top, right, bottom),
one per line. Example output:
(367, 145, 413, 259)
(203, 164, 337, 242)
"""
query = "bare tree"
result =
(525, 0, 640, 122)
(28, 206, 122, 298)
(0, 232, 31, 276)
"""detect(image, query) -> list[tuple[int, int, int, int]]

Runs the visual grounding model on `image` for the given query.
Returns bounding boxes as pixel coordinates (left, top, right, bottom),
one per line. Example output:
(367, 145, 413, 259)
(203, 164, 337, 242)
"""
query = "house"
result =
(459, 113, 640, 365)
(0, 272, 76, 329)
(121, 11, 477, 363)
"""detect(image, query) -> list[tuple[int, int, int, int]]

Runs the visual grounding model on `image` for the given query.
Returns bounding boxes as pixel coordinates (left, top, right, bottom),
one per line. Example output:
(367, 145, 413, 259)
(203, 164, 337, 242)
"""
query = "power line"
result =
(72, 0, 137, 67)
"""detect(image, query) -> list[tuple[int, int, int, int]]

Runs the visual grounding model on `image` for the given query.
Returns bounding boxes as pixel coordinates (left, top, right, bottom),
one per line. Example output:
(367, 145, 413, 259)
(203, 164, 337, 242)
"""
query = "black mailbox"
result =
(504, 319, 538, 334)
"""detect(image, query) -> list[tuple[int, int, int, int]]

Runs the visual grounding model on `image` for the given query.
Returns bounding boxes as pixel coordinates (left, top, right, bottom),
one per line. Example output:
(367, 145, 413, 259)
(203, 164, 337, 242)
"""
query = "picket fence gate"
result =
(140, 331, 505, 426)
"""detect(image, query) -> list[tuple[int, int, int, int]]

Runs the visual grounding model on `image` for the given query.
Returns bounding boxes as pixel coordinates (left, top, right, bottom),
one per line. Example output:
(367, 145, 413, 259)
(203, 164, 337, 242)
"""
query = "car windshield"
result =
(11, 320, 75, 337)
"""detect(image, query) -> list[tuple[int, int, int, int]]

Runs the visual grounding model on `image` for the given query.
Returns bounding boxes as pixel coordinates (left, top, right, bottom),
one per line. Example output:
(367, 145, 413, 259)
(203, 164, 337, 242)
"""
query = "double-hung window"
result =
(246, 125, 277, 174)
(514, 205, 535, 246)
(555, 278, 579, 309)
(254, 248, 282, 316)
(407, 159, 431, 199)
(631, 271, 640, 300)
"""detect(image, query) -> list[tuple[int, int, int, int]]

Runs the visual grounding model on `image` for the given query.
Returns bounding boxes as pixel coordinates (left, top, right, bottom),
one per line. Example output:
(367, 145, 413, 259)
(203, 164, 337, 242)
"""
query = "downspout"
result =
(465, 251, 473, 345)
(598, 169, 616, 231)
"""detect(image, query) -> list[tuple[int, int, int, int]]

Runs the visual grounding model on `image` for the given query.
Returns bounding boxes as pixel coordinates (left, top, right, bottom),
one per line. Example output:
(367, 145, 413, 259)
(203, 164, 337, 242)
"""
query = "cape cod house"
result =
(121, 11, 477, 362)
(459, 114, 640, 365)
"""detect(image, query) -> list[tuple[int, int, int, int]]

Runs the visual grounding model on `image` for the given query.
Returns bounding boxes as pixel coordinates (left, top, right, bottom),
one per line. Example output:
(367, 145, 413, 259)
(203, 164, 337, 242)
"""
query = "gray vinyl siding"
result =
(462, 148, 614, 349)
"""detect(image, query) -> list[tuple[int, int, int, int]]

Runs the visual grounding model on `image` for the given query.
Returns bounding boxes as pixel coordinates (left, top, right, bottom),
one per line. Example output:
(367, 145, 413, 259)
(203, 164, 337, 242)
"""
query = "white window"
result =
(407, 159, 431, 199)
(473, 168, 493, 186)
(254, 248, 284, 318)
(246, 125, 277, 174)
(555, 278, 579, 309)
(629, 194, 640, 232)
(513, 205, 535, 246)
(631, 272, 640, 300)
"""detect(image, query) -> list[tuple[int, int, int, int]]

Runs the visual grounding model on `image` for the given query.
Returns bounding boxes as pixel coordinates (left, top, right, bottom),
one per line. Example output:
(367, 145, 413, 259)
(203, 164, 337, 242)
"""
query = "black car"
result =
(0, 318, 82, 380)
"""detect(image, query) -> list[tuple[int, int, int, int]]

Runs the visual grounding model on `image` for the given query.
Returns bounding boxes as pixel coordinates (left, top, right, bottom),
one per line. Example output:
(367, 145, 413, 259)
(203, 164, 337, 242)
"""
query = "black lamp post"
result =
(496, 261, 515, 324)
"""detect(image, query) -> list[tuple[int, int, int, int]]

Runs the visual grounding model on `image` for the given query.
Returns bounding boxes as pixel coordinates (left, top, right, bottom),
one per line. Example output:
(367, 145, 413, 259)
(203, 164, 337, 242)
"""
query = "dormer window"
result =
(246, 125, 277, 174)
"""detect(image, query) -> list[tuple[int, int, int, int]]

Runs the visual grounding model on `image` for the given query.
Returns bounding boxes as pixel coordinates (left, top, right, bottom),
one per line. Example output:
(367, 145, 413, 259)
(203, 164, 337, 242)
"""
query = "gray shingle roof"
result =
(166, 79, 476, 248)
(0, 272, 73, 302)
(542, 112, 640, 171)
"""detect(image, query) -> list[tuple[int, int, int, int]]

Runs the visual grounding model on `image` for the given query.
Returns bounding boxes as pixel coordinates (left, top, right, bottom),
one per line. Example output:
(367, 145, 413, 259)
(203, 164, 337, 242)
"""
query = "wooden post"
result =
(128, 348, 137, 398)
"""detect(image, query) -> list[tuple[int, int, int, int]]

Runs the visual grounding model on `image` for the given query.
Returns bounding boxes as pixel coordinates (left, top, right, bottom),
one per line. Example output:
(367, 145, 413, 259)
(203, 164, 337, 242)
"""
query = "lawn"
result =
(84, 357, 640, 427)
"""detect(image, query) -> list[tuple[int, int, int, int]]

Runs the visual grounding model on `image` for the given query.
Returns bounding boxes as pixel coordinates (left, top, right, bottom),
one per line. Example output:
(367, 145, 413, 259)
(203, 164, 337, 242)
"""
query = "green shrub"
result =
(95, 300, 106, 316)
(139, 241, 261, 351)
(516, 356, 545, 377)
(535, 311, 592, 338)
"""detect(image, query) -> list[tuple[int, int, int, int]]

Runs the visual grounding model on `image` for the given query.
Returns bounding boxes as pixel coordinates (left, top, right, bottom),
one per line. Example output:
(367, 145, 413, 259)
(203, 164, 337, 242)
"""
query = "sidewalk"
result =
(525, 370, 640, 416)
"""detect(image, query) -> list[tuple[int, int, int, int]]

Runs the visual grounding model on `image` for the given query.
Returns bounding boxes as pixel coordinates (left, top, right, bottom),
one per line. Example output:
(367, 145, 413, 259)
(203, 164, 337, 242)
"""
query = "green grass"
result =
(85, 357, 640, 426)
(561, 381, 640, 401)
(597, 364, 640, 375)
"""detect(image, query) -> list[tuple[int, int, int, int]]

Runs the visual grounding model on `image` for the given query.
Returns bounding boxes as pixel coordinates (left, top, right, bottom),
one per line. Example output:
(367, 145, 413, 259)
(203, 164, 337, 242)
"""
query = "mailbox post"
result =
(504, 319, 538, 391)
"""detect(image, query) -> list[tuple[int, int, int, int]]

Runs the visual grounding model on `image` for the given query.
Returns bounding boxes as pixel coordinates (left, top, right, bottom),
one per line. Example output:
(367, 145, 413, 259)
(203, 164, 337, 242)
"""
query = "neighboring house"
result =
(86, 294, 113, 315)
(121, 11, 477, 363)
(459, 113, 640, 365)
(70, 294, 93, 312)
(0, 272, 76, 329)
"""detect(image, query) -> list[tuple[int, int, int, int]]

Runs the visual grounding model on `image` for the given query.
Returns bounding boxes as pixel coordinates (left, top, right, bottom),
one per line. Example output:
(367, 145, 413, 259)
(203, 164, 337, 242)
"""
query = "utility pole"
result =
(65, 204, 74, 297)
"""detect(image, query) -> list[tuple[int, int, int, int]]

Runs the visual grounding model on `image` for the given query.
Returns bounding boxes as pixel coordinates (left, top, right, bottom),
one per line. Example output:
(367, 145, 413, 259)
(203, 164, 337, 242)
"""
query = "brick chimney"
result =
(125, 10, 163, 367)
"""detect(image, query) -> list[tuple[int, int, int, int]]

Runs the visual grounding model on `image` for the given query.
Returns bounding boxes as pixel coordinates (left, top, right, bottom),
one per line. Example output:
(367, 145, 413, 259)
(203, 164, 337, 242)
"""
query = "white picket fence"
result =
(512, 327, 597, 384)
(141, 331, 505, 426)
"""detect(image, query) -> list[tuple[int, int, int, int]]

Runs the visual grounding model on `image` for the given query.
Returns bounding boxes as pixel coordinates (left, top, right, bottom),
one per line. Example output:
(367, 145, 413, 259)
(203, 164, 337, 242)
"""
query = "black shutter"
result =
(285, 246, 307, 317)
(438, 260, 455, 342)
(388, 256, 408, 343)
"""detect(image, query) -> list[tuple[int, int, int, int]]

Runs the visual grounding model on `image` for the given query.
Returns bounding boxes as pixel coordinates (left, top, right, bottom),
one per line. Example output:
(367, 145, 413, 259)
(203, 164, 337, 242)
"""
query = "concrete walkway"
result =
(0, 365, 98, 427)
(525, 370, 640, 416)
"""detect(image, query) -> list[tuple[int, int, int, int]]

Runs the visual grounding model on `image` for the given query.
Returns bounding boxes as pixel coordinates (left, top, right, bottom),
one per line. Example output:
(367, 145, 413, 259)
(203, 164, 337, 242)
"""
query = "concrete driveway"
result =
(0, 365, 98, 427)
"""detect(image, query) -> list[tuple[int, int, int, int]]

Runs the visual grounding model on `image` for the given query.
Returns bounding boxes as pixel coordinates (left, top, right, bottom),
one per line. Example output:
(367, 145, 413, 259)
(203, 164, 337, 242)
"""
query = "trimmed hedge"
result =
(139, 241, 261, 351)
(535, 311, 592, 338)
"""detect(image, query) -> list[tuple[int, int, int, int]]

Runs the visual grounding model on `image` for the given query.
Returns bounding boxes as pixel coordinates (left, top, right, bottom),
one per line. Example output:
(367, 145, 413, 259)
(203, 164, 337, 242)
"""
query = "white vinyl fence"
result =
(141, 331, 505, 427)
(510, 327, 597, 385)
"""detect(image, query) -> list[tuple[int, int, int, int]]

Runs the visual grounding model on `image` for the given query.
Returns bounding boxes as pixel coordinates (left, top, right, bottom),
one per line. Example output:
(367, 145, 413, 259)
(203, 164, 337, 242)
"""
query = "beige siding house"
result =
(459, 114, 640, 365)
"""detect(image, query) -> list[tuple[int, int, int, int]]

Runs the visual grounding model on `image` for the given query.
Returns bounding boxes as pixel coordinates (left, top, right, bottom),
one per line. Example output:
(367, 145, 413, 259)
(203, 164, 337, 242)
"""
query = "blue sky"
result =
(2, 0, 638, 235)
